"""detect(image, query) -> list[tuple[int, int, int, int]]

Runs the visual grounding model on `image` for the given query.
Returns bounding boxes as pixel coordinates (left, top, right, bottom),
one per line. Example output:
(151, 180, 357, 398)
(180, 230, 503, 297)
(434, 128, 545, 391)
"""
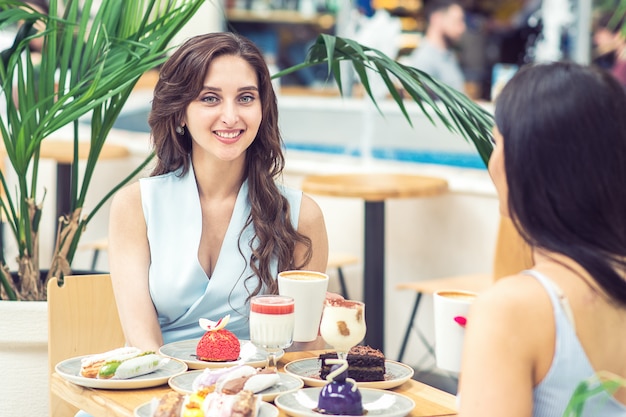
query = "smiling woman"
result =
(184, 54, 263, 164)
(108, 32, 329, 353)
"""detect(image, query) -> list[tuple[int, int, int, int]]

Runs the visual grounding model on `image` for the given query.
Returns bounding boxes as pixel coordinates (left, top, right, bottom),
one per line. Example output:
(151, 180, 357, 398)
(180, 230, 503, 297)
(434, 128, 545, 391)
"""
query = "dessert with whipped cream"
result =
(153, 364, 278, 417)
(192, 364, 280, 395)
(152, 389, 259, 417)
(195, 315, 240, 362)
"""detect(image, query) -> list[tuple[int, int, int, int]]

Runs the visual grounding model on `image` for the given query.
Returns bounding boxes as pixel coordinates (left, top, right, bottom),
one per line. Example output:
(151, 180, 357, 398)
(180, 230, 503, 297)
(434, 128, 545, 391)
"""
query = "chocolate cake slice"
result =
(319, 345, 385, 382)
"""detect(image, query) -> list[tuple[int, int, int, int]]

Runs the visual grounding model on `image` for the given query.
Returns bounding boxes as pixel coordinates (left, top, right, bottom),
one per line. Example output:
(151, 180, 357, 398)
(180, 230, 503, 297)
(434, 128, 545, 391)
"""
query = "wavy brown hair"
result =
(148, 32, 312, 299)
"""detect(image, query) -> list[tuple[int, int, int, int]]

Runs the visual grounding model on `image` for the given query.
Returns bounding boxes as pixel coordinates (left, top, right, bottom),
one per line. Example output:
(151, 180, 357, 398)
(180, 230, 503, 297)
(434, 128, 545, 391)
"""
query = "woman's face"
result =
(488, 126, 509, 217)
(184, 54, 262, 164)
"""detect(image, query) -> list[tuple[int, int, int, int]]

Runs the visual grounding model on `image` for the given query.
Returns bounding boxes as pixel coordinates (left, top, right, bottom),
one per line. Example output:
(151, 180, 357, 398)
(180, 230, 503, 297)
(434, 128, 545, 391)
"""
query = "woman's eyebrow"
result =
(201, 86, 259, 92)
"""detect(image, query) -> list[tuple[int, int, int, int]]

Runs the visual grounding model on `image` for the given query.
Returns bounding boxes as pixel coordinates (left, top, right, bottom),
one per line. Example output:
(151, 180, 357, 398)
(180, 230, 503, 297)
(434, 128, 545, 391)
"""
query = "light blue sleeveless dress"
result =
(140, 164, 302, 344)
(526, 270, 626, 417)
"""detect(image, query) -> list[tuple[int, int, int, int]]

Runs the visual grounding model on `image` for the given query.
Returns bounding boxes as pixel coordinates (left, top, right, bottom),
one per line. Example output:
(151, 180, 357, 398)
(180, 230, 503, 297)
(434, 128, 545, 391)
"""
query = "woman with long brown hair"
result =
(108, 32, 328, 351)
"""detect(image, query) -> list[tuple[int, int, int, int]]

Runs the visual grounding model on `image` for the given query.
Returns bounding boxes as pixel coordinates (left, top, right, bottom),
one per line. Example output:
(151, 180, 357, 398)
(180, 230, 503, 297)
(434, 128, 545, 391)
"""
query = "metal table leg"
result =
(363, 201, 385, 351)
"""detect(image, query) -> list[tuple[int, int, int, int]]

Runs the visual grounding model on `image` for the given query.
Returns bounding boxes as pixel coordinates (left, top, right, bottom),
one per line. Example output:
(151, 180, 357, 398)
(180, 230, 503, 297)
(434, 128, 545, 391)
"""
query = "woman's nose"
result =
(221, 102, 239, 126)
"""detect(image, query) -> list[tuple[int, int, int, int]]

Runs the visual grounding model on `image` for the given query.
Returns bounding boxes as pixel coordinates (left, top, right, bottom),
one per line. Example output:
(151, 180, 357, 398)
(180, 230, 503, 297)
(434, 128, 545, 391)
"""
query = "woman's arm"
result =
(295, 193, 328, 273)
(458, 277, 546, 417)
(288, 193, 329, 351)
(108, 182, 163, 352)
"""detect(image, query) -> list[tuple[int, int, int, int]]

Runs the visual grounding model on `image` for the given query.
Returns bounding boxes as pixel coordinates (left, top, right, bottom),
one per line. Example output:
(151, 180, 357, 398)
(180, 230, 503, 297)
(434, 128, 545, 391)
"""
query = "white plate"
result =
(168, 369, 304, 402)
(159, 339, 284, 370)
(134, 399, 279, 417)
(275, 387, 415, 417)
(55, 355, 188, 390)
(283, 358, 414, 389)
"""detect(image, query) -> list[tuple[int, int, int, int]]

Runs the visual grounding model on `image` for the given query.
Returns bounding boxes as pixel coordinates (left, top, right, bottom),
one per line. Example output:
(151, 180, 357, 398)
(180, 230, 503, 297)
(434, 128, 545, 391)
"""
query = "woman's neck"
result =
(532, 249, 608, 293)
(191, 154, 246, 200)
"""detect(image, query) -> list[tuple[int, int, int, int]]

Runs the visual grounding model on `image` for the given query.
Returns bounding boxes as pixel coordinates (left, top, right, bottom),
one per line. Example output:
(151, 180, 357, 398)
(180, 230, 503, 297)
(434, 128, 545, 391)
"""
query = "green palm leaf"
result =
(274, 34, 494, 165)
(563, 371, 625, 416)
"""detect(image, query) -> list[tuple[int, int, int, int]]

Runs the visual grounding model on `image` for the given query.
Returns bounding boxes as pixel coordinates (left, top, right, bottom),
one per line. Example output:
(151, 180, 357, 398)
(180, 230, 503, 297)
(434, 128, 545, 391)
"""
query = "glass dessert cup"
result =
(318, 299, 366, 415)
(249, 295, 295, 370)
(319, 299, 367, 376)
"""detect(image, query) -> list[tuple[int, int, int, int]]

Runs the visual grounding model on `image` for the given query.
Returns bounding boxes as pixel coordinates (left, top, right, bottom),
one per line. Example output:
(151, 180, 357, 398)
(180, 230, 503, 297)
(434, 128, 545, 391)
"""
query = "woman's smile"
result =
(214, 129, 244, 144)
(185, 54, 262, 162)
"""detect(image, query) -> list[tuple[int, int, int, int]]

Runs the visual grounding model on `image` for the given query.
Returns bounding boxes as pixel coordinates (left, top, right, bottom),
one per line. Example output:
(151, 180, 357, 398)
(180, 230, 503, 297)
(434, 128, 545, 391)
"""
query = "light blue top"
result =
(405, 38, 465, 92)
(525, 270, 626, 417)
(139, 163, 302, 345)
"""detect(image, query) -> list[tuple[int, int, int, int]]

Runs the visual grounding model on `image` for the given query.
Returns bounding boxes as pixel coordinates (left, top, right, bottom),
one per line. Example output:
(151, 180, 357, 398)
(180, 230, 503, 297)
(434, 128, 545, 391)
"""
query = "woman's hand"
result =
(286, 292, 344, 351)
(325, 291, 344, 301)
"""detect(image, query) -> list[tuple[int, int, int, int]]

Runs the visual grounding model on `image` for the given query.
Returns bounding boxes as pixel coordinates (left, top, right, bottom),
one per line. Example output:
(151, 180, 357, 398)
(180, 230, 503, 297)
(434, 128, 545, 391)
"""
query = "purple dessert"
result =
(316, 364, 364, 415)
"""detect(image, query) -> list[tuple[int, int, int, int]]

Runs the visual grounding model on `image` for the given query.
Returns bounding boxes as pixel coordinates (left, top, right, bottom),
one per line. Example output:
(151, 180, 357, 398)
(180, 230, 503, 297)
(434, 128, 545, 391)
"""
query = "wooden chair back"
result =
(47, 274, 125, 417)
(395, 216, 534, 362)
(492, 216, 534, 279)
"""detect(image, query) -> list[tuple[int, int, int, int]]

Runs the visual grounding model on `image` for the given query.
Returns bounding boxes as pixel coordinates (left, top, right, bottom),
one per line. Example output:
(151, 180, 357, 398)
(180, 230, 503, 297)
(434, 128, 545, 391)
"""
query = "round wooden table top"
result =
(301, 173, 449, 201)
(39, 140, 130, 164)
(0, 139, 130, 164)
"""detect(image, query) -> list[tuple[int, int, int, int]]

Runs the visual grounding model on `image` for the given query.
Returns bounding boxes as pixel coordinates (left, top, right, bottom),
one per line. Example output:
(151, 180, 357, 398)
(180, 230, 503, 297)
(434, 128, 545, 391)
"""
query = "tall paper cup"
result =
(278, 270, 329, 342)
(433, 290, 477, 372)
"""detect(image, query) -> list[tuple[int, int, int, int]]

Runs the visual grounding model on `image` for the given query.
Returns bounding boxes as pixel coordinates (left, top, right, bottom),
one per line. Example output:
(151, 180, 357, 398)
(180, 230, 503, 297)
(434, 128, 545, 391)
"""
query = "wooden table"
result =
(51, 350, 458, 417)
(302, 174, 449, 352)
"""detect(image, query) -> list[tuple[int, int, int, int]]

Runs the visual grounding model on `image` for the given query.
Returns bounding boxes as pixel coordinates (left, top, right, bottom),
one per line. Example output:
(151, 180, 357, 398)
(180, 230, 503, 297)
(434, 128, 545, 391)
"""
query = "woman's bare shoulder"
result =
(472, 273, 553, 326)
(110, 182, 143, 218)
(485, 270, 549, 296)
(299, 193, 325, 226)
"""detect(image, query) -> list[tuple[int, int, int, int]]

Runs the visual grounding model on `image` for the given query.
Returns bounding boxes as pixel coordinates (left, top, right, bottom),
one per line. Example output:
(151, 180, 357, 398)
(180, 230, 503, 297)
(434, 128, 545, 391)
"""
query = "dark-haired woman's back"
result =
(457, 61, 626, 417)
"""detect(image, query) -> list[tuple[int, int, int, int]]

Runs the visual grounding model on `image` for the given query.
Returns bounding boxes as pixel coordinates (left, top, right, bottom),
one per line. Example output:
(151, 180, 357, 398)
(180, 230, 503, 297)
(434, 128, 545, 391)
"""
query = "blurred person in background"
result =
(403, 0, 467, 92)
(592, 10, 626, 88)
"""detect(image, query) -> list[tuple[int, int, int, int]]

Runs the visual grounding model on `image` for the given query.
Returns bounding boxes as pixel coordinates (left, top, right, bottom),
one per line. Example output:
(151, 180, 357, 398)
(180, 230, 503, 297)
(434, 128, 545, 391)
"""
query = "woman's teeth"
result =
(215, 131, 241, 139)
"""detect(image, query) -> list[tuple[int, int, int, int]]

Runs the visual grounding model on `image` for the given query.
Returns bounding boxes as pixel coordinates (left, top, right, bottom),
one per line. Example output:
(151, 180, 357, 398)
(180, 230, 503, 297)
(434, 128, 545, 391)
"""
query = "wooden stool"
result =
(395, 216, 534, 365)
(326, 253, 359, 299)
(396, 274, 493, 366)
(80, 237, 109, 270)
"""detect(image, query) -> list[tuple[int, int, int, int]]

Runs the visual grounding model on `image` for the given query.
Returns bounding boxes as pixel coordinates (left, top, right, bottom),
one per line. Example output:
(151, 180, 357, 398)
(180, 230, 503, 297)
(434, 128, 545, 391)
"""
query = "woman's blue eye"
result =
(202, 96, 218, 103)
(240, 95, 254, 103)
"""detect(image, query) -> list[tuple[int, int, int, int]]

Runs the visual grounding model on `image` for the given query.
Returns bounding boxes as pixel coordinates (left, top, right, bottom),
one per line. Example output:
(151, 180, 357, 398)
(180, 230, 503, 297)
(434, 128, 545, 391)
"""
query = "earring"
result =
(176, 125, 185, 135)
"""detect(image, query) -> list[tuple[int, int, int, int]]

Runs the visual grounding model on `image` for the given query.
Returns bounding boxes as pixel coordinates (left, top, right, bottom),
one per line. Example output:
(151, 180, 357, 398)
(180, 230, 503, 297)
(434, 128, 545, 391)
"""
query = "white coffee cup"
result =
(277, 270, 329, 342)
(433, 289, 477, 373)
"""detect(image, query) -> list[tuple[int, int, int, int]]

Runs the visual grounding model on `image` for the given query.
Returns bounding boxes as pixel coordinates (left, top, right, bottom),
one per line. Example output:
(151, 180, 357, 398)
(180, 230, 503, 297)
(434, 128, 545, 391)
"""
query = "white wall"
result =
(169, 1, 226, 49)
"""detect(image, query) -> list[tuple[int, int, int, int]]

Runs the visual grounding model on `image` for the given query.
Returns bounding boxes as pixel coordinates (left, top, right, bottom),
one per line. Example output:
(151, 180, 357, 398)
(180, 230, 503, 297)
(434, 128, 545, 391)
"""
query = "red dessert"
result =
(249, 296, 295, 314)
(196, 315, 240, 362)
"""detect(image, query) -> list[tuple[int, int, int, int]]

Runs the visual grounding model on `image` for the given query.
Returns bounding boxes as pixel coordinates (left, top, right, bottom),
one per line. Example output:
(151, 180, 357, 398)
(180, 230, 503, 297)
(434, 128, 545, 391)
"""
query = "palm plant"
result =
(0, 0, 206, 300)
(0, 1, 494, 302)
(277, 35, 494, 165)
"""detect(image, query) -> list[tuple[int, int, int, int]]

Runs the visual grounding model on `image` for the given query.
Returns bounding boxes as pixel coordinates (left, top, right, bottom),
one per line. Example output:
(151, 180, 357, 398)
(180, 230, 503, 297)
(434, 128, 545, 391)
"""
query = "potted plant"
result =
(0, 1, 205, 415)
(0, 0, 208, 301)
